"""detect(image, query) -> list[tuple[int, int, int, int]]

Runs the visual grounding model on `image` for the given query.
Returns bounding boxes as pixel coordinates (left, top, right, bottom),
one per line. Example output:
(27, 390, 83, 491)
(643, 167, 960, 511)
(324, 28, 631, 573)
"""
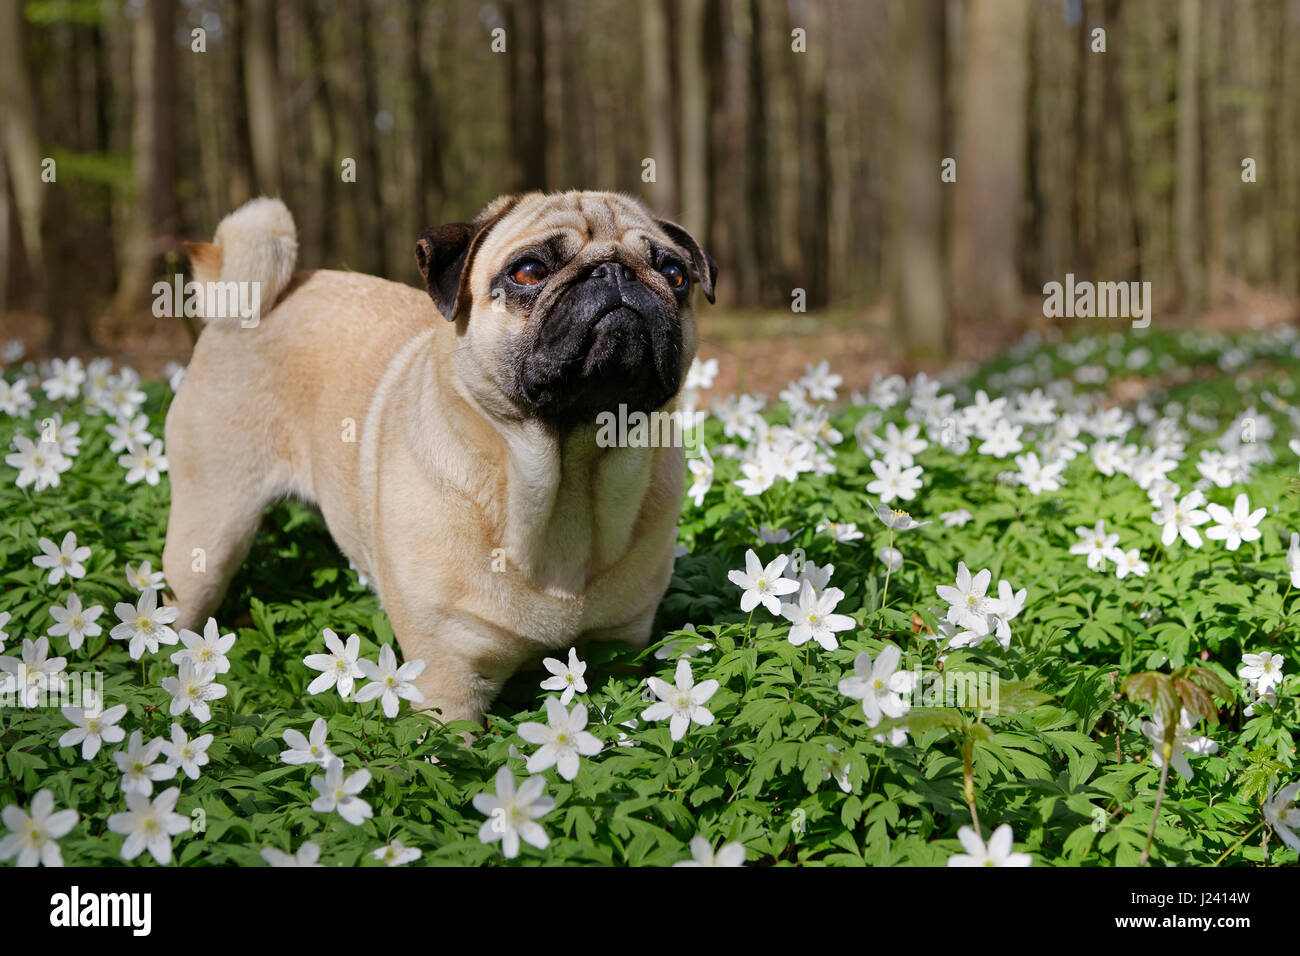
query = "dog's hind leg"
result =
(161, 392, 278, 632)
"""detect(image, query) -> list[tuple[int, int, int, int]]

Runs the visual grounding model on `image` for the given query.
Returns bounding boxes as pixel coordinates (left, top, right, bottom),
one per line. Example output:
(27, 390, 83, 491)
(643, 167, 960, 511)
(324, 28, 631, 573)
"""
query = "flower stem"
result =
(962, 734, 981, 839)
(1140, 741, 1172, 866)
(1210, 822, 1264, 867)
(879, 529, 895, 612)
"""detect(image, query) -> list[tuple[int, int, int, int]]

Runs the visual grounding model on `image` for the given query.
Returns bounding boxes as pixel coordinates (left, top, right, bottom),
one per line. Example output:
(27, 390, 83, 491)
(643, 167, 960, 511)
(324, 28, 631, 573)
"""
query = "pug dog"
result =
(163, 191, 715, 726)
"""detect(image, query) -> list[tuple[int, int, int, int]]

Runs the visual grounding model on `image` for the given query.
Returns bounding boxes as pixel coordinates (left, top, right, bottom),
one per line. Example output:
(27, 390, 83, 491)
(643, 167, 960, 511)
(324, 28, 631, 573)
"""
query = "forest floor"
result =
(2, 284, 1297, 399)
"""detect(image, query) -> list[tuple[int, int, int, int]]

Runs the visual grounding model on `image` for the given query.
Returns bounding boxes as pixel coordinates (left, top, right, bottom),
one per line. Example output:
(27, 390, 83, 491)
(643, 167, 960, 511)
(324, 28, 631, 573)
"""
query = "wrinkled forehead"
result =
(475, 192, 672, 274)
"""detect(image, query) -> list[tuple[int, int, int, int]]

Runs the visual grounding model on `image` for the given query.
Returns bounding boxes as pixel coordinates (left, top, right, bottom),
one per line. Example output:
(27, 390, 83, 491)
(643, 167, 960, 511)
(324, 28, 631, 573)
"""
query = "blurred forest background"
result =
(1, 0, 1299, 389)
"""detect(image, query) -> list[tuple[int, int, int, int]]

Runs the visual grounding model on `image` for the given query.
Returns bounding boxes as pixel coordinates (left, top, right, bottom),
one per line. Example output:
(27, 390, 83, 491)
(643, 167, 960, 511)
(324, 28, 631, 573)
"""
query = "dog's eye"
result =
(511, 261, 549, 286)
(659, 263, 686, 289)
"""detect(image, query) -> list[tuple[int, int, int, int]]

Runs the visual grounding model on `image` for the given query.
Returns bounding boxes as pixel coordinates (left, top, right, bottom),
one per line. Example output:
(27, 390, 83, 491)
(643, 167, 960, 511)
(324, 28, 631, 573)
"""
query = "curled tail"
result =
(183, 196, 298, 326)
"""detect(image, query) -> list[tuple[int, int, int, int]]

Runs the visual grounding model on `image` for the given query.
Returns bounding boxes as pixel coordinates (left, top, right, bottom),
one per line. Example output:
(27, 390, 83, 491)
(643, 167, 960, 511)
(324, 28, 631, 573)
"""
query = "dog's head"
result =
(415, 191, 715, 425)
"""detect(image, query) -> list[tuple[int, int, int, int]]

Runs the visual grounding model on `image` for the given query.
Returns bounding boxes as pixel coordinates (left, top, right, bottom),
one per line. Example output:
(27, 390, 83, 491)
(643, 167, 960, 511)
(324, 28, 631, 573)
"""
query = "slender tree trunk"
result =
(678, 0, 709, 241)
(642, 0, 677, 215)
(110, 0, 176, 327)
(0, 0, 46, 312)
(951, 0, 1030, 321)
(1175, 0, 1201, 310)
(508, 0, 547, 192)
(244, 0, 280, 196)
(893, 0, 948, 358)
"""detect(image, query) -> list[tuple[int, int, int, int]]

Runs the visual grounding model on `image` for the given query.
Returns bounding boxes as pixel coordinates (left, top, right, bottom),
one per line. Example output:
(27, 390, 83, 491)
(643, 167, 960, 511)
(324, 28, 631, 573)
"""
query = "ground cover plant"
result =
(1, 326, 1299, 867)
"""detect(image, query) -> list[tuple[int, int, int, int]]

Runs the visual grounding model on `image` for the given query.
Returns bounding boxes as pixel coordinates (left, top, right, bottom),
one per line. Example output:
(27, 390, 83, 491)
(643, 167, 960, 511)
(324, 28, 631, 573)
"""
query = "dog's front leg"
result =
(385, 605, 526, 731)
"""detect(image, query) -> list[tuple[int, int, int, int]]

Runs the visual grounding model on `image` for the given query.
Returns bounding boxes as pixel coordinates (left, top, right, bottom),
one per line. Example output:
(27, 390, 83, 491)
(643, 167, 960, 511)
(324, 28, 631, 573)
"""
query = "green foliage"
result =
(1, 326, 1299, 866)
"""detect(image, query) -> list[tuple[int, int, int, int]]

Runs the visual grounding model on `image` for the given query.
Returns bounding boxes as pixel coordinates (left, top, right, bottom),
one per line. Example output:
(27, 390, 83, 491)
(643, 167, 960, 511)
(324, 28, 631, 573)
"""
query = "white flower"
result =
(540, 647, 587, 705)
(816, 518, 864, 543)
(684, 357, 719, 391)
(750, 524, 794, 544)
(164, 362, 187, 392)
(686, 444, 714, 507)
(1140, 708, 1218, 781)
(1014, 452, 1064, 495)
(472, 765, 554, 859)
(878, 546, 904, 573)
(41, 357, 85, 401)
(734, 456, 776, 496)
(310, 759, 374, 825)
(935, 562, 994, 633)
(1151, 490, 1211, 548)
(159, 722, 214, 780)
(281, 717, 335, 767)
(0, 636, 67, 708)
(641, 658, 719, 741)
(303, 628, 365, 698)
(59, 694, 127, 760)
(1112, 548, 1149, 579)
(1239, 651, 1285, 697)
(0, 610, 8, 652)
(0, 376, 35, 416)
(114, 730, 175, 795)
(871, 502, 931, 531)
(372, 840, 421, 866)
(1288, 532, 1300, 588)
(170, 617, 236, 674)
(780, 580, 855, 651)
(986, 579, 1027, 649)
(4, 436, 71, 490)
(837, 644, 914, 726)
(125, 560, 166, 594)
(160, 657, 227, 723)
(653, 624, 713, 660)
(32, 531, 91, 585)
(118, 439, 168, 485)
(940, 508, 973, 528)
(979, 420, 1024, 459)
(110, 588, 180, 660)
(727, 549, 799, 615)
(107, 787, 190, 864)
(1263, 779, 1300, 854)
(1070, 520, 1119, 571)
(1204, 493, 1265, 551)
(40, 413, 81, 457)
(871, 422, 928, 464)
(47, 592, 104, 651)
(946, 824, 1032, 867)
(822, 744, 851, 793)
(0, 789, 79, 867)
(105, 414, 153, 454)
(866, 458, 923, 503)
(262, 841, 323, 867)
(673, 835, 746, 866)
(354, 644, 427, 718)
(518, 697, 602, 781)
(96, 370, 147, 419)
(800, 360, 842, 401)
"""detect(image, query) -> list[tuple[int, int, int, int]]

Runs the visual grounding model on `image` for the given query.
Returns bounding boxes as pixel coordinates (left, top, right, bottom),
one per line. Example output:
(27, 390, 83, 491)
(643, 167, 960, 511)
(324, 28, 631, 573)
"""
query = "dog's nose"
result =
(588, 262, 637, 284)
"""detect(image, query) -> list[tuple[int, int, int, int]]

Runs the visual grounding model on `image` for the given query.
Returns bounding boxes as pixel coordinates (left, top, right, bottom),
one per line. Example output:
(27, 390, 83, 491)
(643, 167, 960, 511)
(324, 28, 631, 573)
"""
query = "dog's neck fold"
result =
(431, 343, 661, 594)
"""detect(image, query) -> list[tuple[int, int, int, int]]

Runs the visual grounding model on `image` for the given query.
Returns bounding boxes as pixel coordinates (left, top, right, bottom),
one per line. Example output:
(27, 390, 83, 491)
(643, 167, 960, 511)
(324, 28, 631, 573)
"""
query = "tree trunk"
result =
(678, 0, 709, 241)
(110, 0, 176, 328)
(1175, 0, 1201, 310)
(641, 0, 677, 215)
(951, 0, 1030, 321)
(508, 0, 547, 192)
(893, 0, 948, 358)
(0, 0, 46, 312)
(244, 0, 280, 196)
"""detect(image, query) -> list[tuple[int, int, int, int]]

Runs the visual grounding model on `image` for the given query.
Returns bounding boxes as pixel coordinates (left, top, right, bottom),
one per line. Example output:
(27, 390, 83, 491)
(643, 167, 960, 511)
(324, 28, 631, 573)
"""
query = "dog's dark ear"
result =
(655, 219, 718, 304)
(415, 194, 523, 321)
